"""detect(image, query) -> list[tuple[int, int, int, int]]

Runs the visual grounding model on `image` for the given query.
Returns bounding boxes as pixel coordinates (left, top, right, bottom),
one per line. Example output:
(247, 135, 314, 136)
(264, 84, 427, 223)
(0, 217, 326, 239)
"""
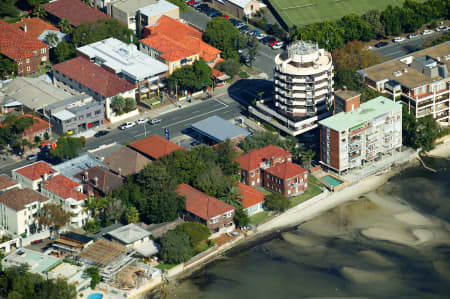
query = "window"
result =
(41, 56, 47, 62)
(95, 110, 101, 115)
(26, 66, 30, 72)
(41, 48, 46, 54)
(251, 172, 255, 177)
(86, 113, 92, 117)
(26, 58, 30, 64)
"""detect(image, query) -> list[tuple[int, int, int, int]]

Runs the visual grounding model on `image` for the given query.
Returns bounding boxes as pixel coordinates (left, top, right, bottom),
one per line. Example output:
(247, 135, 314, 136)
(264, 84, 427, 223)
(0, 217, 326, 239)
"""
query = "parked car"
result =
(393, 37, 406, 43)
(235, 22, 245, 29)
(119, 121, 136, 130)
(220, 14, 229, 19)
(240, 54, 251, 64)
(256, 33, 267, 40)
(197, 3, 208, 11)
(94, 130, 109, 137)
(26, 154, 38, 161)
(374, 41, 389, 48)
(408, 33, 419, 39)
(136, 118, 149, 124)
(239, 25, 249, 33)
(229, 19, 240, 26)
(422, 29, 434, 35)
(262, 36, 276, 45)
(436, 26, 449, 32)
(150, 118, 162, 125)
(271, 41, 284, 49)
(207, 10, 221, 17)
(192, 2, 201, 8)
(187, 0, 195, 5)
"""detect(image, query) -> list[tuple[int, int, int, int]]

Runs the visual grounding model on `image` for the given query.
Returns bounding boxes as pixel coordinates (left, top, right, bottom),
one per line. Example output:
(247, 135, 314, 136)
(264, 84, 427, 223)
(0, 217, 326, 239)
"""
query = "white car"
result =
(393, 37, 406, 43)
(119, 121, 136, 130)
(271, 41, 284, 49)
(436, 26, 449, 32)
(256, 33, 267, 40)
(422, 30, 434, 35)
(408, 34, 419, 39)
(136, 118, 149, 124)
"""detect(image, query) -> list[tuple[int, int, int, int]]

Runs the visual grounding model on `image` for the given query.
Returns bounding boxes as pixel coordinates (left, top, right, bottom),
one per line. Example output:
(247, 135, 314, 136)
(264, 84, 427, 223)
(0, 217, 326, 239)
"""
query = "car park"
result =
(119, 121, 136, 130)
(26, 154, 38, 161)
(422, 29, 434, 35)
(393, 37, 406, 43)
(408, 33, 419, 39)
(150, 118, 162, 125)
(136, 118, 149, 124)
(94, 130, 109, 137)
(374, 41, 389, 48)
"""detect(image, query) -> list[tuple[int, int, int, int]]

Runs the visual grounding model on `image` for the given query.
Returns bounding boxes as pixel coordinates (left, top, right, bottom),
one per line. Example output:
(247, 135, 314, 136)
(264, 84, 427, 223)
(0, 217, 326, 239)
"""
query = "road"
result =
(181, 7, 281, 78)
(0, 95, 245, 175)
(373, 33, 442, 59)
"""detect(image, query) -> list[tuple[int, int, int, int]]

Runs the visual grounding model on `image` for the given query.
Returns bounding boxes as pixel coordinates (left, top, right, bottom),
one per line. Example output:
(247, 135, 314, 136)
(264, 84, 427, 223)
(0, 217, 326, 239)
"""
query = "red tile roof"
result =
(235, 145, 292, 171)
(0, 19, 48, 61)
(128, 134, 184, 160)
(0, 187, 48, 211)
(14, 161, 57, 181)
(176, 184, 234, 220)
(265, 162, 307, 179)
(237, 182, 265, 209)
(52, 57, 135, 98)
(140, 16, 220, 63)
(12, 18, 59, 39)
(0, 175, 18, 191)
(43, 0, 109, 27)
(74, 166, 124, 195)
(21, 114, 50, 135)
(42, 175, 86, 201)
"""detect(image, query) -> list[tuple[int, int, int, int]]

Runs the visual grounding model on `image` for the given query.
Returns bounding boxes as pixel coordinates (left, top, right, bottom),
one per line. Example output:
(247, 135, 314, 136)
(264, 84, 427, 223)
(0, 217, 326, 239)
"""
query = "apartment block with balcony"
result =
(249, 41, 334, 136)
(358, 42, 450, 126)
(319, 96, 402, 174)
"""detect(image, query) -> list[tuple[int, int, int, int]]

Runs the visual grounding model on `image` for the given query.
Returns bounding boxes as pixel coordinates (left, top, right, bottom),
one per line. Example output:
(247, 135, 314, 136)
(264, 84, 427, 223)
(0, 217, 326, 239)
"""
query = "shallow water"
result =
(160, 158, 450, 299)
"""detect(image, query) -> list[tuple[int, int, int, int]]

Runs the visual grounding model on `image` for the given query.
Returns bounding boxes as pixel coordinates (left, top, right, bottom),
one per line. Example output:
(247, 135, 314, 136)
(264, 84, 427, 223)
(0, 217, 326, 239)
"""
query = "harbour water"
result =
(159, 157, 450, 299)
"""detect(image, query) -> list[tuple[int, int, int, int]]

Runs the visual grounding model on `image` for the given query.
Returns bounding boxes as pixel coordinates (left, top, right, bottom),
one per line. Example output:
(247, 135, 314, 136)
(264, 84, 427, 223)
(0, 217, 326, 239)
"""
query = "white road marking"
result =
(165, 105, 230, 128)
(384, 50, 405, 57)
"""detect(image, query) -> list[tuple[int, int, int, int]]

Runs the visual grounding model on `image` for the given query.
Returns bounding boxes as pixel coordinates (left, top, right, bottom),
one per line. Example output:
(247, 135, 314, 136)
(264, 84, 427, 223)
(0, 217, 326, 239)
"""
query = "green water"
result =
(152, 157, 450, 299)
(322, 175, 344, 187)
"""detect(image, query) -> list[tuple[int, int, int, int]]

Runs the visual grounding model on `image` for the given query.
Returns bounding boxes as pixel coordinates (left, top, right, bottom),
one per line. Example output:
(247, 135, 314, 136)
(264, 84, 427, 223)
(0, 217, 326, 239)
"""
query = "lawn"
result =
(249, 210, 273, 226)
(288, 181, 323, 208)
(155, 263, 177, 270)
(268, 0, 404, 28)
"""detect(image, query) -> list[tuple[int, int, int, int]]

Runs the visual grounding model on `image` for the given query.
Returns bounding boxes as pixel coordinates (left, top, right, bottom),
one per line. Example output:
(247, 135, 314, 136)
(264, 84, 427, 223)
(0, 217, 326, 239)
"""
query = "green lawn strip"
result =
(308, 175, 325, 188)
(155, 263, 177, 270)
(249, 211, 273, 225)
(288, 182, 323, 208)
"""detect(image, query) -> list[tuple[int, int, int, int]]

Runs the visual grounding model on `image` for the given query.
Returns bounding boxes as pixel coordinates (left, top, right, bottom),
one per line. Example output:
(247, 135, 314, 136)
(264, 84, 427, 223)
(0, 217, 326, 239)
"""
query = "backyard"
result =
(268, 0, 404, 27)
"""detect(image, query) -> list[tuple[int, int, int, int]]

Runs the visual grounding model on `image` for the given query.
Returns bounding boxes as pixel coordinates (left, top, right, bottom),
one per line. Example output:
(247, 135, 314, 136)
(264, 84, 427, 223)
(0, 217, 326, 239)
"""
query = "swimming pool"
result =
(322, 175, 344, 187)
(87, 293, 103, 299)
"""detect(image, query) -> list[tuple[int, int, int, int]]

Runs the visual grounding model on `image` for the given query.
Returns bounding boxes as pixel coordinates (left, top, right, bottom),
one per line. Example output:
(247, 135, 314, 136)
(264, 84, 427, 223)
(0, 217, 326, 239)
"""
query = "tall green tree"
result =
(167, 58, 212, 93)
(175, 222, 211, 248)
(362, 9, 385, 38)
(204, 17, 241, 60)
(49, 136, 86, 162)
(264, 193, 289, 212)
(234, 208, 249, 228)
(86, 267, 101, 289)
(51, 41, 76, 63)
(0, 55, 18, 79)
(159, 231, 193, 264)
(124, 97, 137, 112)
(295, 21, 344, 51)
(45, 32, 59, 48)
(338, 14, 375, 42)
(300, 148, 315, 170)
(32, 5, 47, 18)
(0, 0, 19, 18)
(58, 18, 73, 34)
(111, 96, 126, 115)
(215, 59, 240, 77)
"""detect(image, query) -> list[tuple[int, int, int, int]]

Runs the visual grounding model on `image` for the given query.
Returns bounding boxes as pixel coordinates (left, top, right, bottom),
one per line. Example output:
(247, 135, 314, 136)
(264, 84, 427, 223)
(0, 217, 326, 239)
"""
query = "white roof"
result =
(139, 0, 178, 18)
(77, 38, 168, 82)
(52, 109, 76, 121)
(228, 0, 251, 9)
(133, 240, 160, 257)
(107, 223, 151, 244)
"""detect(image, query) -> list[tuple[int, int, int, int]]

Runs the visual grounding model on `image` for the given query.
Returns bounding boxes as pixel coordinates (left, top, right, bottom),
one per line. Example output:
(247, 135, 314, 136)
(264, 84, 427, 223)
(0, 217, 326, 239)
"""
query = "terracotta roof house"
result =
(128, 134, 183, 160)
(102, 146, 151, 177)
(0, 187, 50, 235)
(52, 56, 136, 122)
(15, 114, 51, 143)
(12, 161, 59, 191)
(75, 166, 125, 198)
(0, 20, 49, 76)
(13, 17, 59, 39)
(235, 145, 292, 187)
(43, 0, 109, 27)
(40, 174, 88, 228)
(139, 16, 221, 74)
(176, 184, 235, 234)
(264, 162, 308, 197)
(0, 175, 19, 192)
(237, 182, 265, 216)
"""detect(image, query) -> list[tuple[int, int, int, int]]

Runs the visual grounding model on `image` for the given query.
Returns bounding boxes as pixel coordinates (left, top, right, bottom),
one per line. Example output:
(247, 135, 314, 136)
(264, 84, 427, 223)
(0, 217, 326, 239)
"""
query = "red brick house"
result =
(235, 145, 292, 187)
(43, 0, 109, 28)
(264, 162, 308, 197)
(20, 114, 51, 143)
(12, 18, 60, 40)
(176, 184, 235, 234)
(0, 20, 49, 76)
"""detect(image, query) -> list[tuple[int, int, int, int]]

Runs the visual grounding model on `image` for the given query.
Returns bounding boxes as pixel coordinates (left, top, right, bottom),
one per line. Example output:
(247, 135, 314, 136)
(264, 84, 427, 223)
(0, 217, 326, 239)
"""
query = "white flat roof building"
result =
(139, 0, 178, 18)
(77, 38, 168, 83)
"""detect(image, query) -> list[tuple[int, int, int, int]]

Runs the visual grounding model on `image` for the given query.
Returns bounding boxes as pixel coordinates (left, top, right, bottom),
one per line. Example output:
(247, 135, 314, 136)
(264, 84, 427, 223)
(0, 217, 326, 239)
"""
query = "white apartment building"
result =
(319, 96, 402, 173)
(12, 161, 59, 191)
(358, 42, 450, 126)
(250, 41, 334, 136)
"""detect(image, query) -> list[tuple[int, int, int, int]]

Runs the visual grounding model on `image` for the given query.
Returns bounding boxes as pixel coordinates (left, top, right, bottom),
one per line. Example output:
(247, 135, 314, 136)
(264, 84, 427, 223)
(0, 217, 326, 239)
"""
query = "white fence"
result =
(21, 230, 50, 247)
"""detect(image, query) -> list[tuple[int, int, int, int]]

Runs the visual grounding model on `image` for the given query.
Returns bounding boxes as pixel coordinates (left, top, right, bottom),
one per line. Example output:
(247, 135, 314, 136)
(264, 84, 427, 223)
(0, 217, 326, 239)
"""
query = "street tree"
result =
(362, 9, 385, 38)
(332, 40, 383, 72)
(49, 136, 86, 162)
(338, 13, 375, 42)
(204, 17, 241, 60)
(248, 37, 259, 67)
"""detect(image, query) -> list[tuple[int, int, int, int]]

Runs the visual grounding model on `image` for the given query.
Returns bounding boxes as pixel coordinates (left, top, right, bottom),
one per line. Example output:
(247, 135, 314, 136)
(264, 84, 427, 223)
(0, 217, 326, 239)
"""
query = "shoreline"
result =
(145, 142, 450, 298)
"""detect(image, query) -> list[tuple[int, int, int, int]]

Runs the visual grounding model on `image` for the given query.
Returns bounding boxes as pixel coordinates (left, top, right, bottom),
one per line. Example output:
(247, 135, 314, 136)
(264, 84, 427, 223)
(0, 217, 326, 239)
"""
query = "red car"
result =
(187, 0, 195, 5)
(221, 14, 229, 19)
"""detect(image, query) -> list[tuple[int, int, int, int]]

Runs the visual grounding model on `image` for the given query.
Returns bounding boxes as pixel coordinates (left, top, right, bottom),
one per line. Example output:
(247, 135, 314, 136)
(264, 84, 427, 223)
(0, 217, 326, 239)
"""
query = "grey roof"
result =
(111, 0, 157, 13)
(90, 222, 124, 240)
(190, 115, 249, 143)
(53, 153, 103, 182)
(45, 94, 92, 111)
(1, 77, 71, 110)
(107, 223, 151, 244)
(89, 143, 124, 160)
(38, 30, 67, 48)
(139, 0, 178, 17)
(77, 38, 168, 82)
(52, 109, 76, 121)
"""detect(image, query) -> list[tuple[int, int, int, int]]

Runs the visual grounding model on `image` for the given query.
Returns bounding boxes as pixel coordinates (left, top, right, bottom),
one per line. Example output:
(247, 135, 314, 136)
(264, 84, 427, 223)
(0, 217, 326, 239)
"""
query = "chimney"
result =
(83, 171, 88, 182)
(23, 23, 27, 33)
(93, 176, 98, 187)
(43, 173, 48, 181)
(94, 0, 97, 9)
(117, 168, 122, 176)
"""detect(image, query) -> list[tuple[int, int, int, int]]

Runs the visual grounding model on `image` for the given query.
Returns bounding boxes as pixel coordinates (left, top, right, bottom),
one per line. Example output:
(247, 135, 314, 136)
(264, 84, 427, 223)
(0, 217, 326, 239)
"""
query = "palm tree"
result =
(45, 32, 59, 48)
(219, 185, 243, 209)
(58, 18, 72, 34)
(32, 5, 47, 18)
(300, 148, 315, 170)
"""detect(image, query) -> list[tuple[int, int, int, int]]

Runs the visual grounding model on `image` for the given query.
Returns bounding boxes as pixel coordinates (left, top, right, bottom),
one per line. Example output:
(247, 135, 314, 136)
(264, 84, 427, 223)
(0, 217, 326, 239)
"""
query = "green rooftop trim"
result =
(319, 96, 401, 132)
(16, 248, 62, 274)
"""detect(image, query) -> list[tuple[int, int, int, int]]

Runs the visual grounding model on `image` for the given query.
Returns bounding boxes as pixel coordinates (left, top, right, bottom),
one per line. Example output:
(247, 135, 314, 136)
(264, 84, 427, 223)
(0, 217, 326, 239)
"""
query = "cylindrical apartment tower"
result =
(274, 41, 334, 120)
